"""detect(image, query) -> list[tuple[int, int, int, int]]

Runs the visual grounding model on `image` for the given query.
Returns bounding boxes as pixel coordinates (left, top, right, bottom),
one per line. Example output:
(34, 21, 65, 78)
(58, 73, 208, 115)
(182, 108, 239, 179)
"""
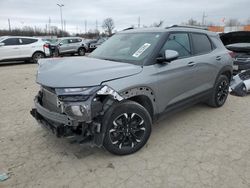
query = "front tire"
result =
(78, 48, 86, 56)
(207, 75, 230, 107)
(103, 101, 152, 155)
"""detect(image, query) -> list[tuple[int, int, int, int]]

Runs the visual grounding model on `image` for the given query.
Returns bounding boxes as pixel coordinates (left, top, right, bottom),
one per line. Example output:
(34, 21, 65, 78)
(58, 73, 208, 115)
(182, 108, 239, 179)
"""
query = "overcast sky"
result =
(0, 0, 249, 34)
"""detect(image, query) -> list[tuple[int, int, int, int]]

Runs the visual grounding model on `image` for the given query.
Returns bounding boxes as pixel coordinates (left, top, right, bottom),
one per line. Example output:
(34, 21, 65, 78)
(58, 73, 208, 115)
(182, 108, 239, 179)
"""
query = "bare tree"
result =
(186, 18, 201, 26)
(152, 20, 164, 27)
(102, 18, 115, 36)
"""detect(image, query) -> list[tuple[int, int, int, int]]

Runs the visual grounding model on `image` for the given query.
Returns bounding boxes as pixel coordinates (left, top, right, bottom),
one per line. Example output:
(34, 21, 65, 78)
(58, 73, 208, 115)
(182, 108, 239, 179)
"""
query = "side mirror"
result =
(157, 50, 179, 63)
(164, 50, 179, 62)
(0, 43, 5, 47)
(59, 42, 63, 46)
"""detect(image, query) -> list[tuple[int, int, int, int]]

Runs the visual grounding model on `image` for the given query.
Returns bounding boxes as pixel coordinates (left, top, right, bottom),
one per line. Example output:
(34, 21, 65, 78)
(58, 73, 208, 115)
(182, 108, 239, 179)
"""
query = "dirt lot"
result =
(0, 63, 249, 188)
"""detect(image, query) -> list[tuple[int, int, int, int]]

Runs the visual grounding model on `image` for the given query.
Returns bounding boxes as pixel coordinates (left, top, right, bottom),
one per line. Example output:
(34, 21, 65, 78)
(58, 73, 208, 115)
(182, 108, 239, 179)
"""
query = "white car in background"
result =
(0, 36, 50, 63)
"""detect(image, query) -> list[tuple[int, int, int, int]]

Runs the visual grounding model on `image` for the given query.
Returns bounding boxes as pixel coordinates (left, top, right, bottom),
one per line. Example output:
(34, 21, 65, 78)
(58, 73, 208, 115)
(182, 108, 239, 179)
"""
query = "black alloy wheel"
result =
(103, 101, 152, 155)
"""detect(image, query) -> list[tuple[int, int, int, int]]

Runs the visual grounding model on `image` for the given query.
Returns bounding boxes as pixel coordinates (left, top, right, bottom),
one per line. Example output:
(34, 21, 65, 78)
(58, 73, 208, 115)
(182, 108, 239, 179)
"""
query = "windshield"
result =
(90, 32, 162, 65)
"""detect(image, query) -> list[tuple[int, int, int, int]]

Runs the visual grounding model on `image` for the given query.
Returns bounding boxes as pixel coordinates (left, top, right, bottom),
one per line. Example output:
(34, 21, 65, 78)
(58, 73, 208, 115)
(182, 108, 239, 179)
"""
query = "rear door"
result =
(18, 38, 39, 58)
(0, 38, 21, 60)
(68, 38, 82, 52)
(189, 33, 218, 92)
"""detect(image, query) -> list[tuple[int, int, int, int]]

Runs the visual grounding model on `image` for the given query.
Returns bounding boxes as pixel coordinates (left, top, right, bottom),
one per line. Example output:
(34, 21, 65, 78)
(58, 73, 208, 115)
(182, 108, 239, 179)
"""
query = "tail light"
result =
(228, 51, 235, 59)
(43, 44, 50, 48)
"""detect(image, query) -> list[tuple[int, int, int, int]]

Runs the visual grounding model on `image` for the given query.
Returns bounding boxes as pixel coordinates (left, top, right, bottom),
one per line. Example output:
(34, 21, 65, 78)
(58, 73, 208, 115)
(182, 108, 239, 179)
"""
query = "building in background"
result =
(208, 25, 250, 33)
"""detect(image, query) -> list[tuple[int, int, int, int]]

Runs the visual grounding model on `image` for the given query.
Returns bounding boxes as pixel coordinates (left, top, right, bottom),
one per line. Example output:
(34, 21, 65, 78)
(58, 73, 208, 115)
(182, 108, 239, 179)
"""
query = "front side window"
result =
(2, 38, 20, 46)
(160, 33, 191, 58)
(90, 32, 163, 65)
(191, 33, 212, 55)
(60, 39, 69, 44)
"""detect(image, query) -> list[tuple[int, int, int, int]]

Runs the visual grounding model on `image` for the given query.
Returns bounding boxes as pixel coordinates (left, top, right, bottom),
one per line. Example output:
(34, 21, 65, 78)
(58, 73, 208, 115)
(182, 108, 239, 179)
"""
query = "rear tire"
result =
(207, 75, 229, 107)
(103, 101, 152, 155)
(32, 52, 45, 63)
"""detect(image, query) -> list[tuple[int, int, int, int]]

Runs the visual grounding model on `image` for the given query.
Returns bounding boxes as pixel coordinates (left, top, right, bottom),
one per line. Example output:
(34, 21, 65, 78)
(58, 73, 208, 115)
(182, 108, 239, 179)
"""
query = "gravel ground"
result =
(0, 63, 249, 188)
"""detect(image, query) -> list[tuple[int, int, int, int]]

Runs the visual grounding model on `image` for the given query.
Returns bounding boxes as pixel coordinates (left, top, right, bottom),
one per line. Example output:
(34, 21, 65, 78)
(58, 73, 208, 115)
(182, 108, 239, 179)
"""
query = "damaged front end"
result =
(30, 85, 123, 146)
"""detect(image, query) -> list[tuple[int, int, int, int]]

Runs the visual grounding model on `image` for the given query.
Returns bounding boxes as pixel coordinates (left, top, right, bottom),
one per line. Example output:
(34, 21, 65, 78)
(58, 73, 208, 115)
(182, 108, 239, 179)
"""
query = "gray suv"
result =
(55, 37, 88, 56)
(31, 26, 233, 155)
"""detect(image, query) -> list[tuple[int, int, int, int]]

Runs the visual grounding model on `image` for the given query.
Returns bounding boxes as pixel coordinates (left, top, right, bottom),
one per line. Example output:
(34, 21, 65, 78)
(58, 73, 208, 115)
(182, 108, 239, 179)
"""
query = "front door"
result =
(155, 32, 203, 112)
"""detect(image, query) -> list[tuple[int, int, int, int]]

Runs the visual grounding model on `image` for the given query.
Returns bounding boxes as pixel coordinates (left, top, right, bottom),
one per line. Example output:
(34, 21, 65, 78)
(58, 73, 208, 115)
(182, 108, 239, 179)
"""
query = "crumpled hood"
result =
(36, 56, 142, 88)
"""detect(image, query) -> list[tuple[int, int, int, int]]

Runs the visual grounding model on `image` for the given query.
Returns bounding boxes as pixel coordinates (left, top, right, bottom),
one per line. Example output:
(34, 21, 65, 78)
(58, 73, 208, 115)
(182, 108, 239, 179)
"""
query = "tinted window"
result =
(192, 33, 212, 55)
(2, 38, 20, 46)
(20, 38, 38, 45)
(69, 39, 81, 43)
(160, 33, 191, 58)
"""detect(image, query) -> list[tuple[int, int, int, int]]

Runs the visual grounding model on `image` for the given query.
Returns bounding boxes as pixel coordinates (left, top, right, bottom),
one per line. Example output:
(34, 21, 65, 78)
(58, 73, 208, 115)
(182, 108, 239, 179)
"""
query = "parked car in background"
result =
(31, 26, 233, 155)
(89, 37, 108, 52)
(220, 31, 250, 73)
(0, 36, 50, 63)
(51, 37, 88, 56)
(84, 39, 98, 52)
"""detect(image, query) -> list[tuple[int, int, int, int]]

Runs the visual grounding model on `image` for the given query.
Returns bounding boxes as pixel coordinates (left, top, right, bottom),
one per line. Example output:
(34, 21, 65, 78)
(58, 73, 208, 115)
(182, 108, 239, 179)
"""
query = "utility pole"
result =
(138, 16, 140, 28)
(57, 4, 64, 33)
(84, 20, 87, 33)
(202, 12, 207, 26)
(48, 17, 51, 34)
(64, 20, 66, 32)
(96, 20, 98, 31)
(8, 18, 11, 32)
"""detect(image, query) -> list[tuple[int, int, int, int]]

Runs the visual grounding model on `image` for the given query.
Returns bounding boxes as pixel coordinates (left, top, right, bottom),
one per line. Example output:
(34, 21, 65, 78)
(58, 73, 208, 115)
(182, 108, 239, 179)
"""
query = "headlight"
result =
(56, 86, 101, 95)
(55, 86, 101, 102)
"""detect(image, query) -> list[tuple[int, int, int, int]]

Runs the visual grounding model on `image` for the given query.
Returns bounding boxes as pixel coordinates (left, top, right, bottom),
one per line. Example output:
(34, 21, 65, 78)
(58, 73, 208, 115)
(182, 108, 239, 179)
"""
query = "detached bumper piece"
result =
(230, 70, 250, 96)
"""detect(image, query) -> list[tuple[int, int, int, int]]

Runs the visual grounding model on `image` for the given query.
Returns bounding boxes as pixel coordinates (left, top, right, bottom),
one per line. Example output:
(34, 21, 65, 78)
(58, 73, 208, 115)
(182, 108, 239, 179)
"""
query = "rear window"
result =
(191, 33, 212, 55)
(20, 38, 38, 45)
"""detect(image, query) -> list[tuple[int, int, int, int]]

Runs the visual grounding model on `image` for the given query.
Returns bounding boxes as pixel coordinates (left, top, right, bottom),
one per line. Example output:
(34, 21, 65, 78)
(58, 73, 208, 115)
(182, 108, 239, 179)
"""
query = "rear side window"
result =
(70, 39, 81, 43)
(191, 33, 212, 55)
(21, 38, 38, 45)
(160, 33, 191, 58)
(2, 38, 20, 46)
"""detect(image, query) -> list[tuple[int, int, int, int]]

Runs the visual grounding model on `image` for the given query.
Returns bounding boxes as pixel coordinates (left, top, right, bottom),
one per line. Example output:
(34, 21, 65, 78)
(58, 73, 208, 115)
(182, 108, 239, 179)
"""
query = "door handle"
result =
(187, 62, 196, 67)
(216, 56, 221, 61)
(13, 47, 19, 49)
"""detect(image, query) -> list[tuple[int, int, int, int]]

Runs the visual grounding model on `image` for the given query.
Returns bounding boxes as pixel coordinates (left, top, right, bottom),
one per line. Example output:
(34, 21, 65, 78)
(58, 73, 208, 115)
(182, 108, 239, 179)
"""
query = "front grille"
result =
(41, 87, 61, 113)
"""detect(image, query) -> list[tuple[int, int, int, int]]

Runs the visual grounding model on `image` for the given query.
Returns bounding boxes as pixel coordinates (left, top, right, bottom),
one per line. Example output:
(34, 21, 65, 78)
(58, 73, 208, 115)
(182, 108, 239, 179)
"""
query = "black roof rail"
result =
(166, 25, 208, 30)
(123, 27, 134, 31)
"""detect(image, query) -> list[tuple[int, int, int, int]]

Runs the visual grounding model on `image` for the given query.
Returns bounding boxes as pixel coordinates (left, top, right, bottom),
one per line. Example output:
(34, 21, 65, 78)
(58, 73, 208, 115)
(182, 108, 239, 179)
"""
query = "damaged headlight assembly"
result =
(55, 86, 123, 121)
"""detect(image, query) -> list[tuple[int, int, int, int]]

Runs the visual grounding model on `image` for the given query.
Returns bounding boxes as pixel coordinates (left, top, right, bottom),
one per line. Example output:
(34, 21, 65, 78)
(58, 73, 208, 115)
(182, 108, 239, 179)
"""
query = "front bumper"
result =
(32, 96, 72, 125)
(30, 97, 74, 137)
